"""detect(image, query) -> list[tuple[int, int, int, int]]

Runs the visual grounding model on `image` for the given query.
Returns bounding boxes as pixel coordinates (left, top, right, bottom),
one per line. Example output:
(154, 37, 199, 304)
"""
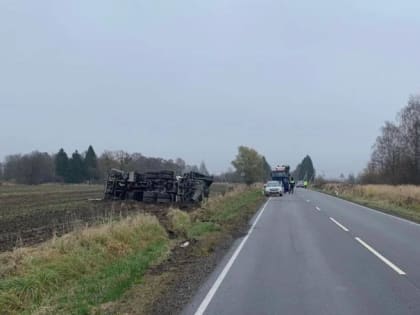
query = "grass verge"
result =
(102, 186, 266, 314)
(0, 215, 170, 315)
(194, 186, 264, 229)
(316, 183, 420, 223)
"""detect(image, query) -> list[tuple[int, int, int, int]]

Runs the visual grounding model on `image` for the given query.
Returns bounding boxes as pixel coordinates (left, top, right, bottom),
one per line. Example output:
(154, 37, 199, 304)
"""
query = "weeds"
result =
(167, 209, 191, 238)
(187, 222, 220, 240)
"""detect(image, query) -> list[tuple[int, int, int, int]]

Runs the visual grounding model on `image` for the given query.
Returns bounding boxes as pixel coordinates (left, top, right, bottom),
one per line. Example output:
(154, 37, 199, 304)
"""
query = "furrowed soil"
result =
(0, 183, 234, 252)
(0, 185, 177, 252)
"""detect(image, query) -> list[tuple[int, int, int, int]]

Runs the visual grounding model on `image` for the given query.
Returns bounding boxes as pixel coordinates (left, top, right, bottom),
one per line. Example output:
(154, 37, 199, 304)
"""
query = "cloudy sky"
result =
(1, 0, 419, 177)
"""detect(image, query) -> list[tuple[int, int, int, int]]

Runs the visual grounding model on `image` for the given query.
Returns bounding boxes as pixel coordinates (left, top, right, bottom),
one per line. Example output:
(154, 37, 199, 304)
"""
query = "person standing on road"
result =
(289, 177, 295, 194)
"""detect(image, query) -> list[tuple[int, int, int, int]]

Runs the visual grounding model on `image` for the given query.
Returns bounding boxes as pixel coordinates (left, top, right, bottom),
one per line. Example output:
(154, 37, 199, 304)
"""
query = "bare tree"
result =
(3, 152, 54, 184)
(399, 95, 420, 184)
(362, 94, 420, 184)
(371, 122, 404, 183)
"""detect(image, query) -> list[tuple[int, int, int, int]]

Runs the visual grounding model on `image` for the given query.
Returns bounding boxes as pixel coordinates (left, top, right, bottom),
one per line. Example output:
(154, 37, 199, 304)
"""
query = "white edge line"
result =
(194, 199, 270, 315)
(329, 217, 350, 232)
(316, 206, 321, 211)
(355, 237, 406, 275)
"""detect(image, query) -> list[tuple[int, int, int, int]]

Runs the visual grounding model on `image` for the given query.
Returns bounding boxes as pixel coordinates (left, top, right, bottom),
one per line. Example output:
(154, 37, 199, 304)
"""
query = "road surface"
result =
(183, 189, 420, 315)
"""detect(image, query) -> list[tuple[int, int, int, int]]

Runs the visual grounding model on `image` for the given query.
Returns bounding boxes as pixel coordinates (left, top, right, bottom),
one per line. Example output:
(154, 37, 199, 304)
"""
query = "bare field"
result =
(0, 184, 103, 219)
(0, 184, 106, 251)
(318, 183, 420, 223)
(0, 182, 235, 252)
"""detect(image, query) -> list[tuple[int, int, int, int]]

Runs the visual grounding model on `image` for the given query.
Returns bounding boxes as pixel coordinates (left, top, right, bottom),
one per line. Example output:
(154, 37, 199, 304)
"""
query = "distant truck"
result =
(271, 165, 291, 193)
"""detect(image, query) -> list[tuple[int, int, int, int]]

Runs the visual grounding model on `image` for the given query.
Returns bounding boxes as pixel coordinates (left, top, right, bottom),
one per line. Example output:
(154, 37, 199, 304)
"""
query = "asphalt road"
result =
(182, 189, 420, 315)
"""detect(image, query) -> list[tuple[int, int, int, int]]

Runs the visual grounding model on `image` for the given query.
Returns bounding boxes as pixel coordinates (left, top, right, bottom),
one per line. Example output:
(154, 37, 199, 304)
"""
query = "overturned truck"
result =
(104, 169, 213, 204)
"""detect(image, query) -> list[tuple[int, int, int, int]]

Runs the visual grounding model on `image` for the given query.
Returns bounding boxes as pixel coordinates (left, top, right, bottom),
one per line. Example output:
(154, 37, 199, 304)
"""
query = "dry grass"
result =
(167, 208, 191, 238)
(320, 183, 420, 223)
(0, 214, 169, 314)
(208, 183, 237, 197)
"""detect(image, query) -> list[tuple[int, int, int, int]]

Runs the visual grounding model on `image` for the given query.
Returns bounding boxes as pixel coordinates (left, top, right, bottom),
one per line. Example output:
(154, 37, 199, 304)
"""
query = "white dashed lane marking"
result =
(329, 217, 350, 232)
(355, 237, 406, 275)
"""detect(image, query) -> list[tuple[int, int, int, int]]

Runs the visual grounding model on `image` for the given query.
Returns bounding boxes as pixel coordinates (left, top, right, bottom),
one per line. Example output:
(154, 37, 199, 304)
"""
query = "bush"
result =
(167, 209, 191, 237)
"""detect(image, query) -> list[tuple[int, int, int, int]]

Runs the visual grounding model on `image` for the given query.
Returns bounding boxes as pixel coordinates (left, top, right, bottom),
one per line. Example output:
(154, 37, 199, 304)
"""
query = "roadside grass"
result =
(197, 186, 264, 228)
(102, 185, 266, 314)
(167, 209, 220, 241)
(167, 209, 191, 238)
(0, 215, 170, 315)
(187, 222, 220, 240)
(185, 186, 265, 254)
(169, 186, 264, 242)
(318, 183, 420, 223)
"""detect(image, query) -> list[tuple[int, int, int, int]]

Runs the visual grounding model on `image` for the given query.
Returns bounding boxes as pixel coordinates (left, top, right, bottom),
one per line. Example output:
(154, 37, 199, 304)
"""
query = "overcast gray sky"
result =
(1, 0, 419, 177)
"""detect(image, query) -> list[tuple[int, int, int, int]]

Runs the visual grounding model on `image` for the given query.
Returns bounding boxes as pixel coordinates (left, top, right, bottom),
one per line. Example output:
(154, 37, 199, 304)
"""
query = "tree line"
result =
(361, 95, 420, 184)
(0, 146, 208, 185)
(0, 143, 315, 186)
